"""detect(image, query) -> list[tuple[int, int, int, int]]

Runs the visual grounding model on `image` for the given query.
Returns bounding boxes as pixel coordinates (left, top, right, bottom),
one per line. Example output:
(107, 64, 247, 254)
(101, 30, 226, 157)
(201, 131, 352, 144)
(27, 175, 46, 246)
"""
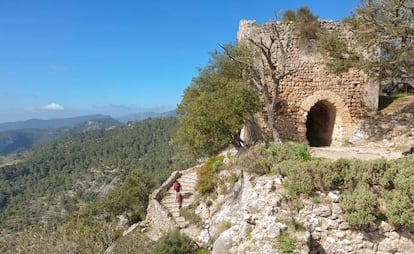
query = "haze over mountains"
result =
(0, 110, 178, 155)
(0, 110, 178, 131)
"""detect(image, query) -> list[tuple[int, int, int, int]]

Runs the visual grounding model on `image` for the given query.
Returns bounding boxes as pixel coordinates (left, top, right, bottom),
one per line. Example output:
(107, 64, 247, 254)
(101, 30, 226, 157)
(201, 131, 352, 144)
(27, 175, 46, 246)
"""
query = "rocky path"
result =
(310, 146, 403, 160)
(160, 169, 198, 228)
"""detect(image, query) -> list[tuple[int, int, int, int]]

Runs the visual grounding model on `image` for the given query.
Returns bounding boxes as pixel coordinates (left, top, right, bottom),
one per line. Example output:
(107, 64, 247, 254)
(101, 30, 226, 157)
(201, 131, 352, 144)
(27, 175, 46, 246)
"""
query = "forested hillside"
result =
(0, 117, 190, 234)
(0, 116, 120, 155)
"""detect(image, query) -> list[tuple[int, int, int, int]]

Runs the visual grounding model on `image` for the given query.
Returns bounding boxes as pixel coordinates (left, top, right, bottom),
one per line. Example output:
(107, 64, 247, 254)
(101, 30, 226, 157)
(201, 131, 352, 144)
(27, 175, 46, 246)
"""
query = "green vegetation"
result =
(281, 217, 305, 232)
(320, 31, 360, 73)
(153, 230, 199, 254)
(235, 143, 414, 229)
(175, 45, 261, 158)
(109, 229, 154, 254)
(195, 156, 224, 196)
(1, 3, 413, 252)
(0, 117, 192, 233)
(282, 7, 320, 43)
(78, 168, 155, 222)
(276, 231, 297, 253)
(341, 183, 379, 227)
(324, 0, 414, 92)
(0, 117, 120, 155)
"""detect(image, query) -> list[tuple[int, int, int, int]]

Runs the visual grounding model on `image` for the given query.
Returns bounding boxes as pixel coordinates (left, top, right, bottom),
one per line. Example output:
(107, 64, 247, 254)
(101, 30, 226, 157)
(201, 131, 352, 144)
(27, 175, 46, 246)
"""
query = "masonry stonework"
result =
(238, 20, 379, 146)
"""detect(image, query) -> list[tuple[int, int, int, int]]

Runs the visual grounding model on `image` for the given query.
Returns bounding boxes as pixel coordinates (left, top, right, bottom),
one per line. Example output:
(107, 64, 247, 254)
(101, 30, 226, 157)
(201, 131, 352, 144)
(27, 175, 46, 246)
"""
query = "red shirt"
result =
(173, 182, 181, 192)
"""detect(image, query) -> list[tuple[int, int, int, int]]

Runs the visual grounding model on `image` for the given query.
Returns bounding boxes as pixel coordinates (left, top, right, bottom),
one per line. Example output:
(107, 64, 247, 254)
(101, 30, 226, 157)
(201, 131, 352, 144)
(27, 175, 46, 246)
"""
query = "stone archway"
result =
(300, 90, 353, 146)
(306, 100, 336, 147)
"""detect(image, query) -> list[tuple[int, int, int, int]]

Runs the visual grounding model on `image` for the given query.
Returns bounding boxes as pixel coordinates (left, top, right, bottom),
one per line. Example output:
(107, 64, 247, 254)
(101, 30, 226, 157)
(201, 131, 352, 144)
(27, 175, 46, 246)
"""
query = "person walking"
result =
(173, 180, 183, 208)
(173, 180, 182, 201)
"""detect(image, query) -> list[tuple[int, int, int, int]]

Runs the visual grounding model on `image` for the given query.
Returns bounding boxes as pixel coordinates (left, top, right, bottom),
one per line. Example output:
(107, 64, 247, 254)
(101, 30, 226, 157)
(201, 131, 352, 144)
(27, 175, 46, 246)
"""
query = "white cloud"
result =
(41, 103, 65, 110)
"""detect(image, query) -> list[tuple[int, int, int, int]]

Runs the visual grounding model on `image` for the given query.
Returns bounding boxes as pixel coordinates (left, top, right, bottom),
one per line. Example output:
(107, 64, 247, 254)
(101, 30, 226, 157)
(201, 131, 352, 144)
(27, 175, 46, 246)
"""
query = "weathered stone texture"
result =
(200, 170, 414, 254)
(238, 20, 378, 146)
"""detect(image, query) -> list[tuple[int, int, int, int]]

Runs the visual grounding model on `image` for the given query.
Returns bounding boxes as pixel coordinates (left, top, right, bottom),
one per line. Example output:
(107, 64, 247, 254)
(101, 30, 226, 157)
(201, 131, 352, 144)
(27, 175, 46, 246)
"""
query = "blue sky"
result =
(0, 0, 360, 123)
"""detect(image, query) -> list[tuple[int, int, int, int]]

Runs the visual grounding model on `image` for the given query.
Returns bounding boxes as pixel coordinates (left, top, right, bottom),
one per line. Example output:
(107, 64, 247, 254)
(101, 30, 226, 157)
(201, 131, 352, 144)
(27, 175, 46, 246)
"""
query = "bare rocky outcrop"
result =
(123, 148, 414, 254)
(195, 170, 414, 254)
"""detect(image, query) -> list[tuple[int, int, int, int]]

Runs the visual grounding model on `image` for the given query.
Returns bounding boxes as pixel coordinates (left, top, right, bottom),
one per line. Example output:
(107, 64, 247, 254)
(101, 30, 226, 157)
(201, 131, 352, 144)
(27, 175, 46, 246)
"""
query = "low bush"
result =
(340, 183, 379, 227)
(153, 230, 198, 254)
(237, 143, 414, 230)
(237, 144, 273, 175)
(382, 156, 414, 229)
(128, 208, 146, 225)
(274, 159, 341, 197)
(195, 156, 224, 196)
(270, 142, 311, 163)
(276, 231, 297, 253)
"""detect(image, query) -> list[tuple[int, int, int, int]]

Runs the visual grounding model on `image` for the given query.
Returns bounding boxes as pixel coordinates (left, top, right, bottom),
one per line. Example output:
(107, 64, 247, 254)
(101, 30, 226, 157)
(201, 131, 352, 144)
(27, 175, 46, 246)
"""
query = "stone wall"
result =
(137, 165, 201, 241)
(238, 20, 379, 146)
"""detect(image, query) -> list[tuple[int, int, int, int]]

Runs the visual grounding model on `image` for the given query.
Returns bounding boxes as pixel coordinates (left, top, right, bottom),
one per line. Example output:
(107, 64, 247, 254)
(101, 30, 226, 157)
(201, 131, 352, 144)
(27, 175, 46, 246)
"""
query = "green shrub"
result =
(283, 217, 305, 232)
(382, 158, 414, 229)
(320, 31, 359, 73)
(270, 142, 311, 163)
(153, 230, 198, 254)
(340, 159, 380, 189)
(380, 156, 414, 189)
(384, 190, 414, 229)
(128, 208, 146, 225)
(196, 250, 211, 254)
(276, 231, 296, 253)
(280, 7, 319, 43)
(283, 163, 314, 196)
(196, 156, 224, 196)
(341, 183, 379, 227)
(113, 228, 123, 241)
(111, 230, 154, 254)
(237, 144, 273, 175)
(313, 159, 344, 190)
(295, 7, 320, 42)
(278, 160, 340, 196)
(282, 9, 296, 23)
(270, 160, 302, 176)
(226, 172, 239, 185)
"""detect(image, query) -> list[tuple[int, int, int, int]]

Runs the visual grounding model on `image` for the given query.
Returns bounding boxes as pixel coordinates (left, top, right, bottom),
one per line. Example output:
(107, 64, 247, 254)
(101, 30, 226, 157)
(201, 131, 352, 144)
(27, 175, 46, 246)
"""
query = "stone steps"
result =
(160, 169, 199, 228)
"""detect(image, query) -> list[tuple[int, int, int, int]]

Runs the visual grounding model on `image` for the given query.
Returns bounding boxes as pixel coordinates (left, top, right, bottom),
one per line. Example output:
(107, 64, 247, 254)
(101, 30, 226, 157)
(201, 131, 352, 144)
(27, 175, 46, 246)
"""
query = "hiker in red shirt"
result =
(173, 180, 183, 208)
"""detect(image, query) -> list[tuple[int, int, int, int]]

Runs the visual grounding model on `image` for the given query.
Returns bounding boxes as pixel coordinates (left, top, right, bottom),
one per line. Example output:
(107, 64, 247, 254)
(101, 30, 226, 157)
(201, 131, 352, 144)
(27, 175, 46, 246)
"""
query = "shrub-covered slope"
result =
(0, 117, 188, 233)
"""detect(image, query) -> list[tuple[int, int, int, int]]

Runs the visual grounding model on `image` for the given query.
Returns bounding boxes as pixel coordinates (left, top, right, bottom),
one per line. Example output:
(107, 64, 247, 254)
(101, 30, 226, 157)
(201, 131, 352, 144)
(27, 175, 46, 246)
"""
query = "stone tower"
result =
(238, 20, 379, 146)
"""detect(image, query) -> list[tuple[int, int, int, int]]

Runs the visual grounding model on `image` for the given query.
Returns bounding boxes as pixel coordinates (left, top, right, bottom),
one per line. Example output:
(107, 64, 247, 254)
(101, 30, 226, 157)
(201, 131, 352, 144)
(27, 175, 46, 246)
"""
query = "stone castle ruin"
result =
(238, 20, 379, 146)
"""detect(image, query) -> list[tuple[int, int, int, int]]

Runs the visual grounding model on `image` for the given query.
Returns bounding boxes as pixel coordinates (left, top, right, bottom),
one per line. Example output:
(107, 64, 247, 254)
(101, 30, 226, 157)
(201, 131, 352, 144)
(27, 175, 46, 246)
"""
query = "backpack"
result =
(173, 182, 181, 192)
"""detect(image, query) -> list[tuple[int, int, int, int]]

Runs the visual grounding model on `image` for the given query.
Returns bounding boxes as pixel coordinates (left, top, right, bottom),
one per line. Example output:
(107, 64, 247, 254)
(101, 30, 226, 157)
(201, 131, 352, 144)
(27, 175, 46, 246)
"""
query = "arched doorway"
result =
(306, 100, 336, 147)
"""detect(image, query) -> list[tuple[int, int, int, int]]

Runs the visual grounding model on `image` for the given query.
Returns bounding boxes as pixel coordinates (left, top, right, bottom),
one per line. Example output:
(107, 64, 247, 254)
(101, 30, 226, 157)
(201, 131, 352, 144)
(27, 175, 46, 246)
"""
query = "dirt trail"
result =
(311, 95, 413, 161)
(310, 146, 403, 160)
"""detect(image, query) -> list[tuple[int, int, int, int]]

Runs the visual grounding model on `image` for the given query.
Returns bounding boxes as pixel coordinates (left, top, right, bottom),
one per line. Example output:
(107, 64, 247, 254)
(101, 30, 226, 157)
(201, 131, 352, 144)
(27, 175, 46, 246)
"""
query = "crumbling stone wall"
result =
(238, 20, 379, 146)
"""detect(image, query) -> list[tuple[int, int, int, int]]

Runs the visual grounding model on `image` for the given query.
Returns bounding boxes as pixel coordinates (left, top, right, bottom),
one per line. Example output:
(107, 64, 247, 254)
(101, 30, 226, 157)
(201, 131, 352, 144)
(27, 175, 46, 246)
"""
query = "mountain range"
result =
(0, 110, 178, 155)
(115, 110, 178, 123)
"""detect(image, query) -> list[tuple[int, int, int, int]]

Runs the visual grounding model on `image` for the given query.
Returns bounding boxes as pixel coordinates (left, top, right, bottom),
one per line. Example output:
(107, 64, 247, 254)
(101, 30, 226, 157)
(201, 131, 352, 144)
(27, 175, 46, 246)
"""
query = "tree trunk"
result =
(265, 102, 282, 144)
(262, 81, 282, 144)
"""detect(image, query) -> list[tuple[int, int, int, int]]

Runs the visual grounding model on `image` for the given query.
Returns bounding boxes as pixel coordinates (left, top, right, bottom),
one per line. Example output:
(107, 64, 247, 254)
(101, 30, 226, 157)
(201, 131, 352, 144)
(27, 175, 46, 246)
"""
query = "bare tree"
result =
(223, 15, 296, 144)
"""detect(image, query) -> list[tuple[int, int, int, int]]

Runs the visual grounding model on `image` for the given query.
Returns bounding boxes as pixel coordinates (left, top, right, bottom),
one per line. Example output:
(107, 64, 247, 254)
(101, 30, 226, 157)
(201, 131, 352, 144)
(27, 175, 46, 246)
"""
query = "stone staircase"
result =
(160, 169, 198, 228)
